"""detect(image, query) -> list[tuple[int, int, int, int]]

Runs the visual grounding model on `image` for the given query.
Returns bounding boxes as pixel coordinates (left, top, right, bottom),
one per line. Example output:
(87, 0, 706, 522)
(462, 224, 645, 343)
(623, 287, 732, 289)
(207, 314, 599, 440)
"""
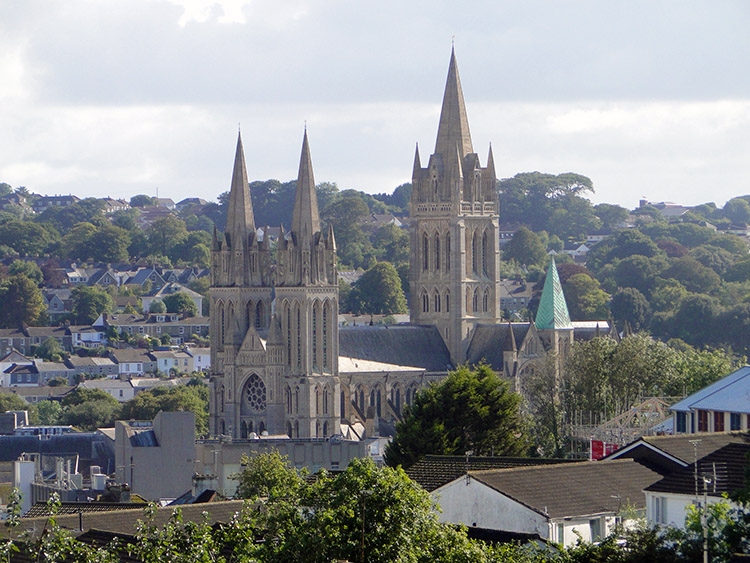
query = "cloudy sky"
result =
(1, 1, 749, 209)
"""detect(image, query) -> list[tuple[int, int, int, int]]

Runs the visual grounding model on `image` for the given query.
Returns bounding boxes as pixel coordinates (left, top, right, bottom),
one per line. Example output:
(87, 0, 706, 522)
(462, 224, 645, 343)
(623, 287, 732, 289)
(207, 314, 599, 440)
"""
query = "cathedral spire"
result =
(487, 143, 496, 178)
(535, 257, 573, 330)
(434, 47, 473, 159)
(225, 132, 256, 248)
(291, 129, 321, 239)
(412, 143, 422, 176)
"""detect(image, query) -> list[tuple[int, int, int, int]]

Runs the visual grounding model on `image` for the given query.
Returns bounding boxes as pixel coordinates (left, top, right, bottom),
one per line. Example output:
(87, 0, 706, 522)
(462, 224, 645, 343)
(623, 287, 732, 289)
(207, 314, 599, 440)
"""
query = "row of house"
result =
(0, 345, 209, 388)
(0, 313, 210, 357)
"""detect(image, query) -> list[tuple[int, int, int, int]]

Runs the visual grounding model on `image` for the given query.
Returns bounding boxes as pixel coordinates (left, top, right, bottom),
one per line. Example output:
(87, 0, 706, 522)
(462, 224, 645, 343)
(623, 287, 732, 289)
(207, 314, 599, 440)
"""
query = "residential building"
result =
(65, 356, 118, 379)
(79, 379, 135, 402)
(109, 348, 157, 377)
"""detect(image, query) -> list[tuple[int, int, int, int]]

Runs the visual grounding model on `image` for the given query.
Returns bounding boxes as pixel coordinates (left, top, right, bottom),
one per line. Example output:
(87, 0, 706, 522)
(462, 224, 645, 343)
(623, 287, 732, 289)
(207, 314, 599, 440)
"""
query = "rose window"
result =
(244, 374, 266, 413)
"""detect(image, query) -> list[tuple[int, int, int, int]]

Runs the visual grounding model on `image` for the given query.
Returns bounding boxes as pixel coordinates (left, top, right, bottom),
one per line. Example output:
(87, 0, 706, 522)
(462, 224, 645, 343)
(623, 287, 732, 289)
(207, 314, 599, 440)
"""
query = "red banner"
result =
(590, 440, 619, 460)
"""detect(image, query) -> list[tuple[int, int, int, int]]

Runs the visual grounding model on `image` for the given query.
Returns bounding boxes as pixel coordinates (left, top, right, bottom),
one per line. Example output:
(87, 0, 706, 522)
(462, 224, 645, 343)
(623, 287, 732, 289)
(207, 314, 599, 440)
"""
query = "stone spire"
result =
(225, 132, 256, 248)
(412, 143, 421, 176)
(291, 129, 321, 240)
(434, 47, 473, 159)
(536, 258, 573, 330)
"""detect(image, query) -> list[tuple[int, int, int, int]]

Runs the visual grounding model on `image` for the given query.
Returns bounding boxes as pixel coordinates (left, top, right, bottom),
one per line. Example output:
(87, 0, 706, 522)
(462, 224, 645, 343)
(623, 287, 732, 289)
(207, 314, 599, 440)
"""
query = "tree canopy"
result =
(384, 364, 526, 468)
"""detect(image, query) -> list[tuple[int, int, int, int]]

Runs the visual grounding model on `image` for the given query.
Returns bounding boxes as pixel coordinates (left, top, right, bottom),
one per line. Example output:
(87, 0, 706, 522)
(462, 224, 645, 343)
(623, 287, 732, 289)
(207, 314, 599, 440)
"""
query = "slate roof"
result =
(24, 501, 147, 518)
(465, 323, 531, 372)
(406, 455, 575, 492)
(339, 325, 452, 373)
(670, 365, 750, 414)
(645, 442, 750, 498)
(9, 500, 249, 540)
(468, 459, 662, 519)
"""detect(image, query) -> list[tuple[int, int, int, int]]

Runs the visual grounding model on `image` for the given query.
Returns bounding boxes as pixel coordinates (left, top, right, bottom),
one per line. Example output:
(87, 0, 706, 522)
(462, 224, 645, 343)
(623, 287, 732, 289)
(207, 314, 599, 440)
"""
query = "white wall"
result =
(431, 477, 549, 538)
(646, 491, 738, 530)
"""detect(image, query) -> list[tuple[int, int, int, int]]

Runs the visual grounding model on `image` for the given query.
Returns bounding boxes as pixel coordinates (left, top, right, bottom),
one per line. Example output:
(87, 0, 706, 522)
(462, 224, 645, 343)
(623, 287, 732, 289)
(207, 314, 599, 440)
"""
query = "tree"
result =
(372, 224, 409, 265)
(0, 274, 46, 327)
(162, 292, 199, 317)
(0, 393, 30, 413)
(70, 285, 114, 325)
(663, 256, 721, 294)
(34, 337, 64, 362)
(233, 450, 306, 501)
(0, 220, 58, 256)
(149, 299, 167, 313)
(130, 194, 154, 207)
(347, 262, 407, 315)
(594, 203, 629, 230)
(8, 260, 43, 285)
(384, 364, 526, 468)
(503, 226, 547, 268)
(610, 288, 652, 332)
(723, 197, 750, 224)
(120, 384, 209, 436)
(563, 273, 610, 321)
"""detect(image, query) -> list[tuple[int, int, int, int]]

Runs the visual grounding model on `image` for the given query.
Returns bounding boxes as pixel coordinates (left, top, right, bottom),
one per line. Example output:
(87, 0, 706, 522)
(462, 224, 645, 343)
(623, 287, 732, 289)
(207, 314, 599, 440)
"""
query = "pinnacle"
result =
(434, 48, 473, 159)
(292, 129, 321, 238)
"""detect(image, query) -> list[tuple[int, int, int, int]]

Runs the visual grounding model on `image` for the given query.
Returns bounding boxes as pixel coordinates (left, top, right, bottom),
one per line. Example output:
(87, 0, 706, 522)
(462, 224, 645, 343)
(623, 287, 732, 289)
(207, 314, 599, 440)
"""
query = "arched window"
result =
(315, 387, 321, 416)
(483, 289, 489, 312)
(285, 386, 292, 414)
(323, 387, 329, 414)
(466, 288, 471, 312)
(322, 303, 329, 370)
(323, 421, 328, 437)
(445, 291, 450, 313)
(246, 300, 254, 331)
(295, 304, 301, 369)
(359, 389, 365, 413)
(406, 388, 411, 406)
(435, 233, 441, 271)
(255, 300, 264, 329)
(259, 421, 266, 434)
(294, 420, 299, 438)
(315, 422, 321, 438)
(376, 389, 382, 417)
(395, 388, 401, 414)
(340, 391, 346, 418)
(472, 231, 478, 274)
(473, 288, 479, 313)
(482, 230, 489, 276)
(286, 422, 293, 438)
(285, 304, 292, 367)
(218, 302, 225, 351)
(295, 387, 300, 414)
(248, 420, 254, 434)
(312, 303, 319, 370)
(423, 233, 429, 271)
(446, 232, 451, 271)
(433, 291, 441, 313)
(241, 421, 248, 439)
(422, 291, 429, 313)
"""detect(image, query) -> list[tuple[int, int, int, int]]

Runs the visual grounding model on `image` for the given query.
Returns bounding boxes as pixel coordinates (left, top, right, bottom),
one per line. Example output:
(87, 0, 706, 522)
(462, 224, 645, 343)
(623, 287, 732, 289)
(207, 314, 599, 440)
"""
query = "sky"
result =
(1, 0, 749, 209)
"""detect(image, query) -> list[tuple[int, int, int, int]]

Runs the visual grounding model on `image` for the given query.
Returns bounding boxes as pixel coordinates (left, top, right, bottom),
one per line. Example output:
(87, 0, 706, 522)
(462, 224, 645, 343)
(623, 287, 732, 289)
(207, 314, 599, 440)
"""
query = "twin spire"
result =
(224, 129, 322, 249)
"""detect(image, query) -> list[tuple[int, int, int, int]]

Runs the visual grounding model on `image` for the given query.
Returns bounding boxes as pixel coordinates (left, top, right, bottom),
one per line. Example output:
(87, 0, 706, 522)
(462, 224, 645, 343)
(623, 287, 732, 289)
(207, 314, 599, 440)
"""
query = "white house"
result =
(431, 459, 661, 547)
(78, 379, 135, 402)
(644, 441, 750, 530)
(187, 347, 210, 372)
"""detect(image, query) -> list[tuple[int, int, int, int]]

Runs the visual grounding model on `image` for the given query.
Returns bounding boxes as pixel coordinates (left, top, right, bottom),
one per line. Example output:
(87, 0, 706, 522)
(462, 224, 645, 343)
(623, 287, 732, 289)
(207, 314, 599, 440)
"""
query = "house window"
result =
(697, 410, 709, 432)
(557, 523, 564, 544)
(676, 412, 687, 433)
(714, 411, 725, 432)
(653, 496, 667, 525)
(731, 412, 741, 431)
(589, 518, 602, 541)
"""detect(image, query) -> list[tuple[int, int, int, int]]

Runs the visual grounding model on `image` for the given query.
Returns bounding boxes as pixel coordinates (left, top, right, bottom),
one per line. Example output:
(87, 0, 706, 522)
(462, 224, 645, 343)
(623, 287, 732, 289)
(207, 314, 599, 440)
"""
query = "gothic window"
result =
(316, 422, 321, 438)
(286, 386, 292, 414)
(422, 291, 429, 313)
(435, 233, 440, 271)
(285, 304, 292, 367)
(255, 300, 264, 329)
(445, 290, 450, 313)
(323, 421, 328, 437)
(473, 288, 479, 313)
(482, 230, 489, 276)
(376, 389, 382, 417)
(218, 302, 225, 351)
(315, 387, 320, 416)
(466, 288, 471, 312)
(395, 388, 401, 414)
(243, 374, 266, 413)
(220, 385, 225, 413)
(259, 421, 266, 434)
(370, 390, 375, 407)
(294, 420, 299, 438)
(359, 389, 365, 413)
(423, 233, 429, 271)
(323, 387, 329, 414)
(228, 302, 235, 341)
(295, 304, 301, 369)
(322, 304, 329, 370)
(433, 290, 441, 312)
(221, 420, 225, 435)
(295, 387, 300, 414)
(340, 391, 346, 418)
(445, 232, 451, 271)
(432, 178, 438, 199)
(246, 300, 254, 331)
(406, 388, 411, 406)
(312, 303, 319, 370)
(472, 231, 478, 274)
(286, 422, 292, 438)
(483, 289, 489, 313)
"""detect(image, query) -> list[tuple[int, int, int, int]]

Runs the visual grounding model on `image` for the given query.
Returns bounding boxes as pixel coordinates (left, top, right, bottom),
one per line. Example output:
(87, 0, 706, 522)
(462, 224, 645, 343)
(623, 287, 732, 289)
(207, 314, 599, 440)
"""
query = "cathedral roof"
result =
(225, 132, 255, 247)
(339, 325, 452, 373)
(465, 323, 532, 372)
(291, 129, 321, 239)
(535, 258, 573, 331)
(434, 48, 473, 159)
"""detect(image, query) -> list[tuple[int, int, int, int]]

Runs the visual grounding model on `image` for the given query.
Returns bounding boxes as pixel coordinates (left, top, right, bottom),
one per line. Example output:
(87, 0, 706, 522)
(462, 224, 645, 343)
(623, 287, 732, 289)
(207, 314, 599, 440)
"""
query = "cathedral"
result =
(208, 50, 608, 440)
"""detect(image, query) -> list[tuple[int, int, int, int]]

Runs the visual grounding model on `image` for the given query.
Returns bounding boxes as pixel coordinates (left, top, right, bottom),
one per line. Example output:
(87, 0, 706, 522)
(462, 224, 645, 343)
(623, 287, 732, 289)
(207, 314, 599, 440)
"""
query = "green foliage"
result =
(0, 274, 46, 327)
(346, 262, 407, 315)
(120, 384, 209, 436)
(563, 273, 610, 321)
(70, 285, 114, 324)
(0, 220, 58, 257)
(7, 259, 43, 285)
(35, 400, 63, 425)
(610, 288, 651, 332)
(503, 227, 548, 268)
(162, 292, 199, 317)
(130, 194, 154, 207)
(385, 364, 526, 468)
(0, 393, 30, 413)
(233, 450, 306, 501)
(149, 299, 167, 313)
(34, 337, 64, 361)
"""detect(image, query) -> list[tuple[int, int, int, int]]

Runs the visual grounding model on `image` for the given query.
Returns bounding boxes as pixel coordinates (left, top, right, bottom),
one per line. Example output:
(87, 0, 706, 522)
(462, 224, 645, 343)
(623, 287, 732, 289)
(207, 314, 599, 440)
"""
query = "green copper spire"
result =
(535, 257, 573, 330)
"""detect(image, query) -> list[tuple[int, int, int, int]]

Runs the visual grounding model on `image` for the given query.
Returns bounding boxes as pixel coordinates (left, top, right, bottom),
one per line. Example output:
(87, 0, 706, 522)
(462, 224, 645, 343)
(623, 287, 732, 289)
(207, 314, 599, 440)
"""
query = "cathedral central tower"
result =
(410, 49, 500, 364)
